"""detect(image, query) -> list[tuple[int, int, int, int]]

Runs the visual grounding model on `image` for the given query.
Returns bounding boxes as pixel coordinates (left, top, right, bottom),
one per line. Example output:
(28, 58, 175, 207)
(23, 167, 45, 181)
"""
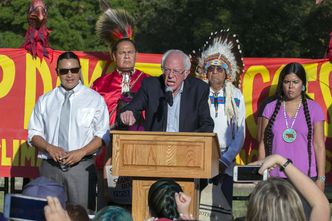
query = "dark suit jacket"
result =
(122, 75, 214, 132)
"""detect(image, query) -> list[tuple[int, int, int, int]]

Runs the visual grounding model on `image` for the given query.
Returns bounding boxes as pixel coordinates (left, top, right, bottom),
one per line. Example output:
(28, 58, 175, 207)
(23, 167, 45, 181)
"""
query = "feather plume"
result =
(96, 1, 134, 48)
(99, 0, 111, 12)
(190, 48, 206, 81)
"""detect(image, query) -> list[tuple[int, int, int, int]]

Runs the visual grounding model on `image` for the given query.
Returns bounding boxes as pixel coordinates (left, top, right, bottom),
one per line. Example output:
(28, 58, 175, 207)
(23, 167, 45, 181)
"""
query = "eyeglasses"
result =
(207, 65, 225, 73)
(163, 67, 185, 76)
(57, 67, 80, 75)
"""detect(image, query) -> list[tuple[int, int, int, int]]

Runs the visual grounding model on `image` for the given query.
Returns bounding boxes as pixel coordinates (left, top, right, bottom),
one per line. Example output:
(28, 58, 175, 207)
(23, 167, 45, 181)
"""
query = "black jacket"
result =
(122, 75, 214, 132)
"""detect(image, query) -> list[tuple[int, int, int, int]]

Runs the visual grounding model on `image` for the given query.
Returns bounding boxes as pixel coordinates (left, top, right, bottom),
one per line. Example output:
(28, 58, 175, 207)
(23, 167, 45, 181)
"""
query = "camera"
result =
(3, 194, 47, 221)
(233, 166, 268, 182)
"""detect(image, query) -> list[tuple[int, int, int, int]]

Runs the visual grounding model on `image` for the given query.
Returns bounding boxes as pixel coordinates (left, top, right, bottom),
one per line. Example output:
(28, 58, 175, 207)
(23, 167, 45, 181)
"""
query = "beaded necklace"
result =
(282, 100, 302, 143)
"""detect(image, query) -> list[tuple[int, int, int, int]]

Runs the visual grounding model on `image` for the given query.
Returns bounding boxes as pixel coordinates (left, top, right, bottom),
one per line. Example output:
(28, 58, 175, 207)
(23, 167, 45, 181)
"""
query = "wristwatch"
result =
(318, 176, 326, 183)
(280, 158, 292, 172)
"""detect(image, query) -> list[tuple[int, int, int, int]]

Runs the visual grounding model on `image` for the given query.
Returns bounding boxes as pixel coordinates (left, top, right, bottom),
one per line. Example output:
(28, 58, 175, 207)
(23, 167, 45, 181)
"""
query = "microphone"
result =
(165, 87, 173, 106)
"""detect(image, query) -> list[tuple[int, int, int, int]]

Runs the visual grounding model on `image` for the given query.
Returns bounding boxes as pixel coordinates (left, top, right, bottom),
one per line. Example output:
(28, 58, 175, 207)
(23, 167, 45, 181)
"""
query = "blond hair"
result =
(246, 178, 306, 221)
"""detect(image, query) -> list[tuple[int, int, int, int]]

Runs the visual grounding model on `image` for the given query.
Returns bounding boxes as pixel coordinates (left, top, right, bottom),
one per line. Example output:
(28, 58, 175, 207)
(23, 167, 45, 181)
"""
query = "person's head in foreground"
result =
(66, 203, 89, 221)
(92, 206, 132, 221)
(148, 178, 183, 220)
(22, 176, 67, 208)
(246, 177, 306, 221)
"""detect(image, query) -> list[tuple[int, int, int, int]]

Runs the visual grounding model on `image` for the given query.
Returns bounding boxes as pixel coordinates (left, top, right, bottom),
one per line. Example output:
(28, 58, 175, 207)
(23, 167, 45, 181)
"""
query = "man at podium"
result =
(119, 49, 214, 133)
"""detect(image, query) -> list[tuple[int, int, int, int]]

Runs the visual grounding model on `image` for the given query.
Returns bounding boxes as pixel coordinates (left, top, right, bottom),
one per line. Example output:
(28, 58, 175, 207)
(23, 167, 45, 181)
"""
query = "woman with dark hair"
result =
(258, 62, 326, 191)
(148, 178, 192, 220)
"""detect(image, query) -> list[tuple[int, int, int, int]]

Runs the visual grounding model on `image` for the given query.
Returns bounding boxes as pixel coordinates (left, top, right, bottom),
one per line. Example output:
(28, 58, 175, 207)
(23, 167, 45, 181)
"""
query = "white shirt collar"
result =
(59, 81, 83, 95)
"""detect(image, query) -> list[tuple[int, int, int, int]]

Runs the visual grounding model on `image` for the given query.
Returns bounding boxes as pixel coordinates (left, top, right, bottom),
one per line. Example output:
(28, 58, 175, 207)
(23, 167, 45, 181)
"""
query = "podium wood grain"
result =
(111, 131, 220, 221)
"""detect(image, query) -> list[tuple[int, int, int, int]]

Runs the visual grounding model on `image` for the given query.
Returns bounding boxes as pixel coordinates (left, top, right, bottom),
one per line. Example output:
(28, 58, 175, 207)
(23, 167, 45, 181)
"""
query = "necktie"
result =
(58, 91, 73, 150)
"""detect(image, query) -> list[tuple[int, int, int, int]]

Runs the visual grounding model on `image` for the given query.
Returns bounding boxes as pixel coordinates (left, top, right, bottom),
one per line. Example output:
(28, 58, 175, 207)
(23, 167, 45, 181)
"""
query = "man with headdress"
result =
(91, 1, 150, 208)
(22, 0, 51, 59)
(193, 30, 246, 207)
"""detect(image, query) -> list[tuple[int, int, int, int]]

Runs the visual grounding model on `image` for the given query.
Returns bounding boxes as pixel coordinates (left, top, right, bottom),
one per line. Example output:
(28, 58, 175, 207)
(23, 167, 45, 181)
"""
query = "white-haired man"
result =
(120, 49, 214, 132)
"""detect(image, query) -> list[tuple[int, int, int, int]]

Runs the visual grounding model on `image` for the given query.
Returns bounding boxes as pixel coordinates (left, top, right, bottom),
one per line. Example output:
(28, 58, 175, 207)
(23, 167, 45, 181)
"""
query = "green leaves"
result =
(0, 0, 331, 58)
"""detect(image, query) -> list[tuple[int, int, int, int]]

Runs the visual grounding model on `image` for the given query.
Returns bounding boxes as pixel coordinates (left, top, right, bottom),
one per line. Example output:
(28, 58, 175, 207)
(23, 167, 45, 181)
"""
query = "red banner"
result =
(1, 48, 332, 182)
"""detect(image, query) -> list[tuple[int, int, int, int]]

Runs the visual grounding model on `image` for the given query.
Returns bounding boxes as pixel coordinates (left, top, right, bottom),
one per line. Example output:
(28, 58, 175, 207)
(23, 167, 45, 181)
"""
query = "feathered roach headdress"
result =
(192, 29, 244, 120)
(96, 0, 134, 52)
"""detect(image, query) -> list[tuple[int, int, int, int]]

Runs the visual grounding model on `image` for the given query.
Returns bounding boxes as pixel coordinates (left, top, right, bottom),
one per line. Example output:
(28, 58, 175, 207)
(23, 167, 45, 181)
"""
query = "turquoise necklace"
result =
(282, 100, 301, 143)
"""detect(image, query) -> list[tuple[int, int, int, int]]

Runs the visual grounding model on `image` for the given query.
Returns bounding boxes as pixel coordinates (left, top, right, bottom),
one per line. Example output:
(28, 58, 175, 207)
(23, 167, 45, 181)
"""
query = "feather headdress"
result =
(192, 29, 245, 120)
(192, 29, 244, 83)
(96, 0, 134, 50)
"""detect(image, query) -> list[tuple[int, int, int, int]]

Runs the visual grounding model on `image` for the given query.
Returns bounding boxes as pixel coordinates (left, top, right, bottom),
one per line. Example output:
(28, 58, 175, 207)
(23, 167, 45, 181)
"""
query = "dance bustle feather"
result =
(190, 49, 206, 81)
(96, 0, 134, 48)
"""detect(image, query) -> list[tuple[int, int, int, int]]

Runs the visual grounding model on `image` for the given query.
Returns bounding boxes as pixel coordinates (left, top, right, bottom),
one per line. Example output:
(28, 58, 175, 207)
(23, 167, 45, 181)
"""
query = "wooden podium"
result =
(111, 131, 220, 221)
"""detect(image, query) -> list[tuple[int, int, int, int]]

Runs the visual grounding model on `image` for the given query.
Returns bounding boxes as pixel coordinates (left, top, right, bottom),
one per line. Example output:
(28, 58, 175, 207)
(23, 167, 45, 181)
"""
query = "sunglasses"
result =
(57, 67, 80, 75)
(207, 65, 225, 73)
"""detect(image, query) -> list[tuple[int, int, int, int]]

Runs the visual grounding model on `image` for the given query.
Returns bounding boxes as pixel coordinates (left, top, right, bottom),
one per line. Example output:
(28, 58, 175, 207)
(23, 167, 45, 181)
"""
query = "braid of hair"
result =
(302, 93, 312, 176)
(264, 97, 282, 156)
(148, 178, 183, 219)
(163, 191, 179, 219)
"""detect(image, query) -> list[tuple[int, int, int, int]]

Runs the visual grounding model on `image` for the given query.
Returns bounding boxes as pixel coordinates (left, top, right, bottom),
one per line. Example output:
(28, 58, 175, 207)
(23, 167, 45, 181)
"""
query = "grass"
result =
(232, 183, 255, 219)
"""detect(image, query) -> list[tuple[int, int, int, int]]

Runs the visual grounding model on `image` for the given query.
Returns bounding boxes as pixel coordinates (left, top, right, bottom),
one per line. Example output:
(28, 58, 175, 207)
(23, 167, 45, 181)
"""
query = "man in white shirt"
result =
(28, 51, 109, 210)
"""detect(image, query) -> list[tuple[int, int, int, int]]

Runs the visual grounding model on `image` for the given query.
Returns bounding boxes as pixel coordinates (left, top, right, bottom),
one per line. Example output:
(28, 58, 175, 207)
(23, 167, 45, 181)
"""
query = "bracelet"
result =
(280, 158, 292, 171)
(318, 176, 326, 183)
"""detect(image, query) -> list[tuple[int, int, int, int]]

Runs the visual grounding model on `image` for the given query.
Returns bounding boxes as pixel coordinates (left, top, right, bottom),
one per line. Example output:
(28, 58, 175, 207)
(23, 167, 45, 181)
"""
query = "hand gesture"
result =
(46, 145, 66, 162)
(249, 154, 285, 175)
(62, 149, 85, 165)
(120, 110, 136, 126)
(175, 192, 192, 220)
(44, 196, 71, 221)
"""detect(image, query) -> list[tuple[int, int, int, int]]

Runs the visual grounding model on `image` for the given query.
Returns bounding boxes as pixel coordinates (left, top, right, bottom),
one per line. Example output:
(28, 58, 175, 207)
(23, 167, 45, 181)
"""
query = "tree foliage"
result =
(0, 0, 331, 58)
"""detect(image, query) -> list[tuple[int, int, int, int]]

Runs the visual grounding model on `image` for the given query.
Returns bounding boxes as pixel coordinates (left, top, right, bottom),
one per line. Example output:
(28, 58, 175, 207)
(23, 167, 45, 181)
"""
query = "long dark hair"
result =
(264, 62, 313, 176)
(148, 178, 183, 219)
